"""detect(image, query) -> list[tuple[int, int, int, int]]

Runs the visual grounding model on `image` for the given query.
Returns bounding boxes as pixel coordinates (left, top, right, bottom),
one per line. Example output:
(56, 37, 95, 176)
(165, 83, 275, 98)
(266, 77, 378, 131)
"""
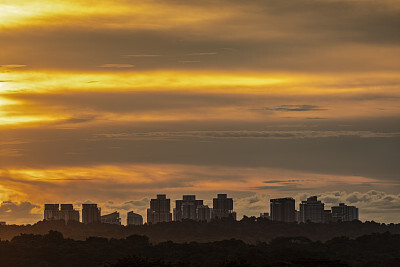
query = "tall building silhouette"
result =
(147, 194, 172, 224)
(270, 198, 295, 222)
(323, 209, 334, 223)
(127, 211, 143, 226)
(44, 204, 79, 222)
(197, 205, 211, 222)
(174, 195, 203, 221)
(59, 204, 79, 223)
(299, 196, 324, 223)
(101, 211, 121, 225)
(332, 203, 359, 222)
(212, 194, 236, 220)
(44, 204, 60, 220)
(82, 204, 101, 224)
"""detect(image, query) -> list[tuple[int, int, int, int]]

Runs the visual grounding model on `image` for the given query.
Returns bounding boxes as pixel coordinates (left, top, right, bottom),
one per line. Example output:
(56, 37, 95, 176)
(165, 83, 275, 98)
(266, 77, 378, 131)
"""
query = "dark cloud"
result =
(57, 116, 98, 124)
(262, 179, 307, 184)
(5, 91, 253, 114)
(249, 185, 312, 191)
(125, 198, 149, 206)
(306, 117, 328, 120)
(0, 201, 41, 223)
(265, 105, 327, 112)
(105, 198, 149, 211)
(0, 0, 399, 72)
(1, 117, 400, 181)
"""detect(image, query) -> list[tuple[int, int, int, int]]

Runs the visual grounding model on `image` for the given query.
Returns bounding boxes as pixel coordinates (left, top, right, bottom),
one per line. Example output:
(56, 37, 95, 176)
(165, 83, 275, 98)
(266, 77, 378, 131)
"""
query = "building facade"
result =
(44, 204, 79, 222)
(212, 194, 236, 220)
(44, 204, 60, 221)
(82, 204, 101, 224)
(101, 211, 121, 225)
(323, 210, 334, 223)
(270, 198, 295, 222)
(299, 196, 324, 223)
(147, 194, 172, 224)
(174, 195, 204, 221)
(59, 204, 80, 223)
(127, 211, 143, 226)
(331, 203, 359, 222)
(197, 205, 211, 222)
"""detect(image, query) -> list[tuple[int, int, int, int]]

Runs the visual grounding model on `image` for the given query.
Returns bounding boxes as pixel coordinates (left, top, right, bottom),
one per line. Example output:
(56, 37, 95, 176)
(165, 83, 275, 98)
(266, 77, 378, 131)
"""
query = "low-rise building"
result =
(127, 211, 143, 226)
(101, 211, 121, 225)
(331, 203, 359, 222)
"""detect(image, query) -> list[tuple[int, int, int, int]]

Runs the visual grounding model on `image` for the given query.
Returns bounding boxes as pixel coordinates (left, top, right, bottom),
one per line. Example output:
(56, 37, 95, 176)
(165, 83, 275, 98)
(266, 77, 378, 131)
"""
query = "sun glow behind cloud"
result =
(0, 0, 232, 31)
(1, 70, 399, 94)
(1, 0, 400, 225)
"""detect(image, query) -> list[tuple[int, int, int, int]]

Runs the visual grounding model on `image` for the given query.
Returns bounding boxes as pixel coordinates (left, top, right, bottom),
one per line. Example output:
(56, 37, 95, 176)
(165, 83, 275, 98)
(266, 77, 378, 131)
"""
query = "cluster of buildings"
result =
(43, 203, 139, 225)
(147, 194, 236, 224)
(43, 194, 358, 225)
(268, 196, 359, 223)
(43, 194, 236, 225)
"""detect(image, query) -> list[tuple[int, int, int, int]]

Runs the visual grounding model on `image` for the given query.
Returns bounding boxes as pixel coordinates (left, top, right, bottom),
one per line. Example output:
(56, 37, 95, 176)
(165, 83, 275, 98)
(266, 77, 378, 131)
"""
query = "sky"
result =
(0, 0, 399, 225)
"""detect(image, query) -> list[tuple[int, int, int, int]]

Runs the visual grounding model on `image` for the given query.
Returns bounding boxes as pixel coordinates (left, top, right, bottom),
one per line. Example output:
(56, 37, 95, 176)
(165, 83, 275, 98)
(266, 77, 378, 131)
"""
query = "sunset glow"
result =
(1, 0, 399, 225)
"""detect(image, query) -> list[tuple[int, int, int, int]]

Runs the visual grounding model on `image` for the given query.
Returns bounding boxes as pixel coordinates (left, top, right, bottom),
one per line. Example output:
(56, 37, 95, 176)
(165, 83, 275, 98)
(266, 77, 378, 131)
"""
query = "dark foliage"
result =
(0, 231, 400, 266)
(1, 219, 400, 245)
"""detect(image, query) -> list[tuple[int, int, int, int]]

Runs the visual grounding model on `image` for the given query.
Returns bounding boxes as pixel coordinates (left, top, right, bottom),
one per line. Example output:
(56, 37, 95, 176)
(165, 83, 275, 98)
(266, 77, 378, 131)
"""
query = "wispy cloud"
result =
(186, 52, 217, 56)
(0, 65, 26, 69)
(179, 60, 200, 64)
(265, 105, 327, 112)
(121, 54, 161, 57)
(93, 130, 400, 140)
(98, 64, 135, 68)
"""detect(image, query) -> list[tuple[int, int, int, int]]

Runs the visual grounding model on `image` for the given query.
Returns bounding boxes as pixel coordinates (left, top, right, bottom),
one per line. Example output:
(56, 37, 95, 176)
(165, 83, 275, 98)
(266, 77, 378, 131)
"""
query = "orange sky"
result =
(0, 0, 400, 224)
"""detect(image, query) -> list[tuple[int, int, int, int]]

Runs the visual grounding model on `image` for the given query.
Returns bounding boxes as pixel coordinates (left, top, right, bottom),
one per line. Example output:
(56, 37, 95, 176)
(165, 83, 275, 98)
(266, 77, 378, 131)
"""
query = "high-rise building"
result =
(323, 210, 334, 223)
(331, 203, 359, 222)
(212, 194, 236, 220)
(299, 196, 324, 223)
(101, 211, 121, 225)
(59, 204, 79, 223)
(44, 204, 60, 220)
(174, 195, 204, 221)
(147, 194, 172, 224)
(44, 204, 79, 222)
(197, 205, 211, 222)
(127, 211, 143, 226)
(270, 198, 295, 222)
(82, 204, 101, 224)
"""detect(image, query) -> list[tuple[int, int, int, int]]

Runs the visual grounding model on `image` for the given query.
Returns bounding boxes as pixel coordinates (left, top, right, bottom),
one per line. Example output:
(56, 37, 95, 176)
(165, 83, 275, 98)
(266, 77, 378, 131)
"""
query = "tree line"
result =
(1, 230, 400, 266)
(1, 217, 399, 244)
